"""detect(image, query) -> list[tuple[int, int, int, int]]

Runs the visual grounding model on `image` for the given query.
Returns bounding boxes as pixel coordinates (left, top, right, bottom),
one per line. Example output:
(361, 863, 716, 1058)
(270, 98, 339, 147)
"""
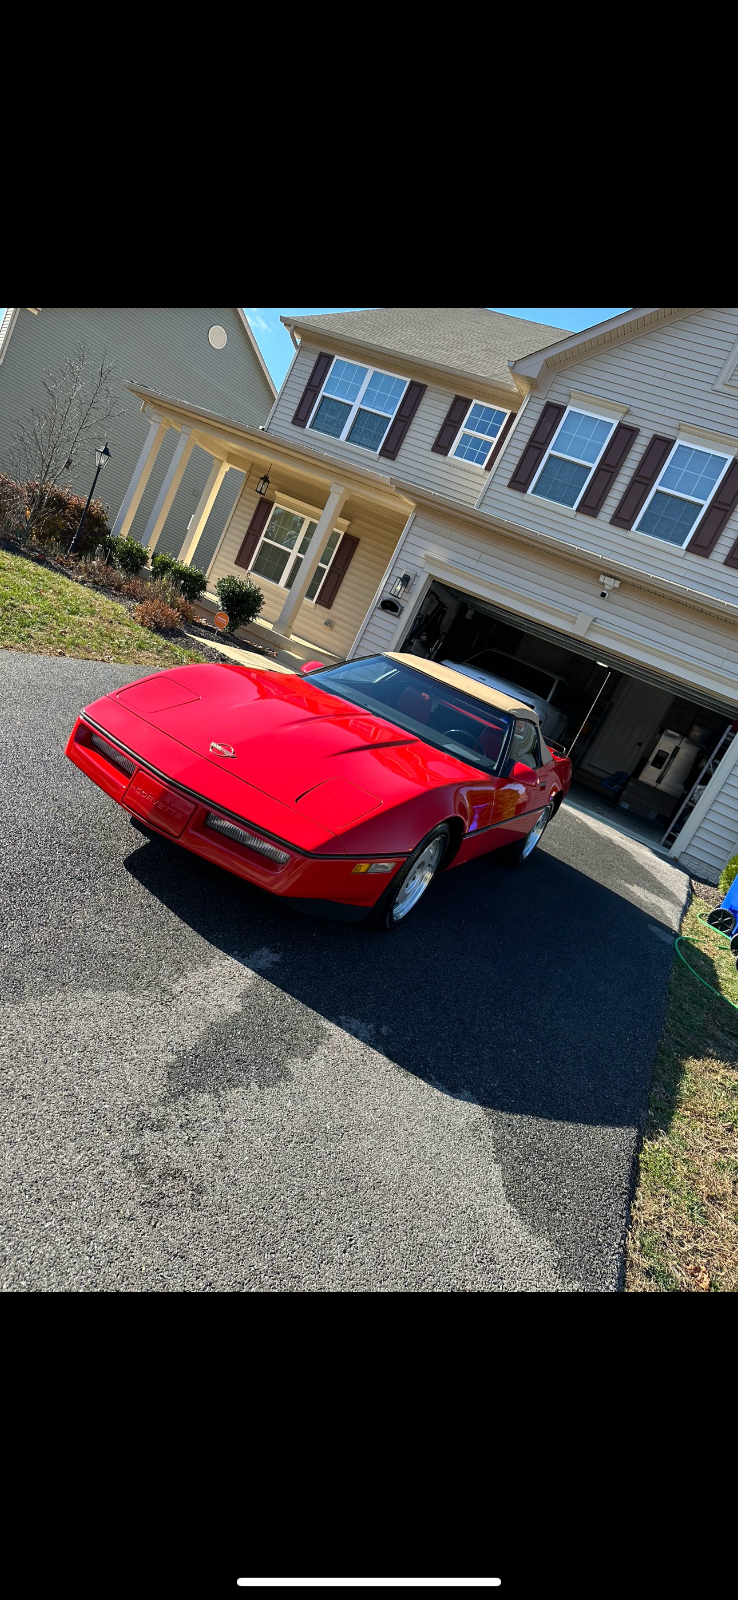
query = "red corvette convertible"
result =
(66, 653, 571, 929)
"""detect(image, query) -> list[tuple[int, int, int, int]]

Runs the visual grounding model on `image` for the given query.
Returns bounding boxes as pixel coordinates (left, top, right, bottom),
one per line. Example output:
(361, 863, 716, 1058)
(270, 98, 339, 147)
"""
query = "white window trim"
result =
(450, 401, 511, 469)
(308, 357, 409, 455)
(526, 404, 616, 511)
(249, 501, 341, 600)
(634, 438, 733, 550)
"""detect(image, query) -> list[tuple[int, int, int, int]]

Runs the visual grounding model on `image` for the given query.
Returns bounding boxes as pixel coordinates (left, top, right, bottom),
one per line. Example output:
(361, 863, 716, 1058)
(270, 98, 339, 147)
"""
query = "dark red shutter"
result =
(484, 410, 516, 471)
(609, 435, 674, 530)
(507, 402, 566, 492)
(292, 351, 333, 428)
(234, 497, 272, 570)
(378, 381, 427, 461)
(690, 460, 738, 558)
(431, 395, 472, 456)
(576, 423, 640, 517)
(315, 532, 359, 609)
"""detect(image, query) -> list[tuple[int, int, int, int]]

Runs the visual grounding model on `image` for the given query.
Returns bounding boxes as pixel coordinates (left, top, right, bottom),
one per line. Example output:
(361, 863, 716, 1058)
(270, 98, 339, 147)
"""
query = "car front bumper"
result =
(66, 716, 404, 918)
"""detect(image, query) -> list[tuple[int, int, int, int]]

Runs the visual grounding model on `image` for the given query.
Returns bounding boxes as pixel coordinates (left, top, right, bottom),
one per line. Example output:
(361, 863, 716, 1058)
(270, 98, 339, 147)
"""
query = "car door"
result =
(501, 718, 548, 846)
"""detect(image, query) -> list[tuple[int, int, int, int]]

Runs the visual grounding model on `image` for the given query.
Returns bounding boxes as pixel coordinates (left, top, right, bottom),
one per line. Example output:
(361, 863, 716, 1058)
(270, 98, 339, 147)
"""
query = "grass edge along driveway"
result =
(0, 547, 207, 670)
(626, 894, 738, 1292)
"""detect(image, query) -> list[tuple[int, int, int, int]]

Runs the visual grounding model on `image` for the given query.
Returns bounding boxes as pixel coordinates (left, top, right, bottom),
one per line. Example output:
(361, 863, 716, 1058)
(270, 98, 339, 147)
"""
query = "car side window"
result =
(510, 719, 541, 768)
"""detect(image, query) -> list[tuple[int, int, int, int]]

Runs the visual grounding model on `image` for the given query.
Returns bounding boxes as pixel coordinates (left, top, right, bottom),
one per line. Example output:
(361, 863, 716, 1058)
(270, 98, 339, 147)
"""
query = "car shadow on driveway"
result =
(123, 827, 677, 1130)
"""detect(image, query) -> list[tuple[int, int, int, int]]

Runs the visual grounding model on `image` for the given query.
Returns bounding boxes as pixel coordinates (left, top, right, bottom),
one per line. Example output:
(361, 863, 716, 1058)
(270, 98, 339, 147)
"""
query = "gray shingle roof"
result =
(282, 307, 573, 392)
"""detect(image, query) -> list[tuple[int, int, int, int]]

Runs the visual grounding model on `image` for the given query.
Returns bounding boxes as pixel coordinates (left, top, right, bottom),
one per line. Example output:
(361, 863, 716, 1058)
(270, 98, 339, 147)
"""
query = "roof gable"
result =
(508, 308, 702, 388)
(281, 307, 573, 398)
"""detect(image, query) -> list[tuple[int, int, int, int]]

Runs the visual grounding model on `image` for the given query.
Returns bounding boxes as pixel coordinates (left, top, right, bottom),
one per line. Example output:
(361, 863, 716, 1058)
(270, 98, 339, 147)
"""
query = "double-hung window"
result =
(250, 504, 342, 599)
(451, 402, 510, 466)
(309, 358, 408, 453)
(634, 441, 731, 547)
(529, 407, 615, 509)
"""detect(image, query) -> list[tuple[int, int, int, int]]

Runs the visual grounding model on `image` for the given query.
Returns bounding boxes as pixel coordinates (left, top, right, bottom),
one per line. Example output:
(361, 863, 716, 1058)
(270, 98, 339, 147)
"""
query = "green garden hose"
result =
(674, 912, 738, 1011)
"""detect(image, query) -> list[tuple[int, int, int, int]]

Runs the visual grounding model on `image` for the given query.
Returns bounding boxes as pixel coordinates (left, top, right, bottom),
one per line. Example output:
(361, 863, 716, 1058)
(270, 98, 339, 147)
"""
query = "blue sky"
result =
(245, 308, 630, 388)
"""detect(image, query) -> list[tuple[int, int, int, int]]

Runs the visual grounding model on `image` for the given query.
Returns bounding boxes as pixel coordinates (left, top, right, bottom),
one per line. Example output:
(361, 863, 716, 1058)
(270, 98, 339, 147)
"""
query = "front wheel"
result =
(365, 824, 450, 930)
(505, 803, 553, 868)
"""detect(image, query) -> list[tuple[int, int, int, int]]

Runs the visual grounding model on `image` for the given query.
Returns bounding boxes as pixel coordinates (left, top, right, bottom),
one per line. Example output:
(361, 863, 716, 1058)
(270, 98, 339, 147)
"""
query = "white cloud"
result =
(246, 309, 271, 335)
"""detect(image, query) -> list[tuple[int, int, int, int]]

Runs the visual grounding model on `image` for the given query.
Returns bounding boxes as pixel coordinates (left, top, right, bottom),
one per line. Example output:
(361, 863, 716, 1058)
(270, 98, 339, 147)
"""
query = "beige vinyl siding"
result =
(269, 340, 517, 509)
(479, 308, 738, 606)
(209, 485, 408, 660)
(0, 307, 274, 568)
(681, 754, 738, 881)
(353, 509, 738, 708)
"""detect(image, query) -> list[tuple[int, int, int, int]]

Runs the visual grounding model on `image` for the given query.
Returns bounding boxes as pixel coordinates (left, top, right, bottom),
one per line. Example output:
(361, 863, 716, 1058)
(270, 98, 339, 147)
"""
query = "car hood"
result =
(105, 663, 474, 832)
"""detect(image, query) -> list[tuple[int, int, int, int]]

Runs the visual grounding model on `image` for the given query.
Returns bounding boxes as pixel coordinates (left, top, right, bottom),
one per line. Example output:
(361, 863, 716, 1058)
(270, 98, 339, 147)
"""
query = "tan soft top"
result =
(385, 653, 537, 720)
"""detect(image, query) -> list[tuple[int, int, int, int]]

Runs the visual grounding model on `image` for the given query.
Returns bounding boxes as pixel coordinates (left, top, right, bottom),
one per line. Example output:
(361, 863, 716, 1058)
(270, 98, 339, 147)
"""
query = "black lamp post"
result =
(68, 443, 111, 555)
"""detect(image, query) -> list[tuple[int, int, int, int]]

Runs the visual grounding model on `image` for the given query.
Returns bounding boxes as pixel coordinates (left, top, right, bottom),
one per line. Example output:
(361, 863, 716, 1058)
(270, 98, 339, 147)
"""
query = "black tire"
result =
(707, 907, 736, 936)
(504, 803, 553, 869)
(365, 824, 451, 931)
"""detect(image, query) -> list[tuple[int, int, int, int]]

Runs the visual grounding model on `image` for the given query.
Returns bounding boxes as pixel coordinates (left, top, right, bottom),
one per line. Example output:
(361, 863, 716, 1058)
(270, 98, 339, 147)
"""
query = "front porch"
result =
(115, 384, 413, 664)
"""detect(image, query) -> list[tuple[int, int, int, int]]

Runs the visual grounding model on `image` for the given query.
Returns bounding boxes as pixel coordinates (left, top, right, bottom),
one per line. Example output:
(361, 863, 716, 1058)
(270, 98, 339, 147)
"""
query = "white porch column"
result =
(110, 416, 169, 539)
(178, 458, 230, 567)
(142, 427, 196, 556)
(275, 483, 348, 635)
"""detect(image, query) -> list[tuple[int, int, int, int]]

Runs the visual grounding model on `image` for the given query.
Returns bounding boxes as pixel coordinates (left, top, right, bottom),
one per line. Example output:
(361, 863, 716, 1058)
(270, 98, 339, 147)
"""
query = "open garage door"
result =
(405, 584, 738, 721)
(399, 579, 736, 851)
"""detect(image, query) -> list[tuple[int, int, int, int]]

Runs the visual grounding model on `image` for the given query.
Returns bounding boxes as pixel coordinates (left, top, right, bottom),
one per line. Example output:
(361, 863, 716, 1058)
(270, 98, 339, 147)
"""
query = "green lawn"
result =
(0, 548, 207, 668)
(626, 895, 738, 1292)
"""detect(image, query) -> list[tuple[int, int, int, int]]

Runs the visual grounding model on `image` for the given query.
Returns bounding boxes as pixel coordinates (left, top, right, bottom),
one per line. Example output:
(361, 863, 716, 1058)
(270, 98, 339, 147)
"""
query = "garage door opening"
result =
(398, 580, 737, 855)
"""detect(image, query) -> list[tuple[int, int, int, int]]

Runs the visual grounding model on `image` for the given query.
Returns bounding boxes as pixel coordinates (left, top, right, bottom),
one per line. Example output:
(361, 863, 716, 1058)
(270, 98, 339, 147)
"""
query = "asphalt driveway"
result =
(0, 653, 689, 1292)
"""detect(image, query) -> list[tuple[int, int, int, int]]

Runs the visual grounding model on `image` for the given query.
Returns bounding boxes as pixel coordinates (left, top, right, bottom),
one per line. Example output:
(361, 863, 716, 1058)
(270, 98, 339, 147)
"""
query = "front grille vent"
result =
(90, 732, 136, 777)
(205, 813, 289, 866)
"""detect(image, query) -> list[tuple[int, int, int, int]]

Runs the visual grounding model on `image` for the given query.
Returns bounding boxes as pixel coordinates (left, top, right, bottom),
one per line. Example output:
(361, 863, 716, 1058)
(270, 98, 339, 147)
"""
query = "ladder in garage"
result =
(661, 724, 736, 851)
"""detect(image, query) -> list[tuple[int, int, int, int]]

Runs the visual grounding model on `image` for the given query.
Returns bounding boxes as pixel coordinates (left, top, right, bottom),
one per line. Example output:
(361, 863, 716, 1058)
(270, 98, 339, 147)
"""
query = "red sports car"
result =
(66, 653, 571, 930)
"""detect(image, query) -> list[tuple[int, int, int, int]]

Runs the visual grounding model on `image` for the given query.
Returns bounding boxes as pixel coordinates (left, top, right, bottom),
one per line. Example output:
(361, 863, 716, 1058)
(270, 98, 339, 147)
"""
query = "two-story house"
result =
(113, 308, 738, 884)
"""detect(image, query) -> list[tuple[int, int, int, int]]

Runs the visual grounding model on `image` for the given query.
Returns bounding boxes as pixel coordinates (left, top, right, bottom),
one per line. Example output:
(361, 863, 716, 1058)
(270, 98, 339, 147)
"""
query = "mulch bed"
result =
(690, 876, 722, 910)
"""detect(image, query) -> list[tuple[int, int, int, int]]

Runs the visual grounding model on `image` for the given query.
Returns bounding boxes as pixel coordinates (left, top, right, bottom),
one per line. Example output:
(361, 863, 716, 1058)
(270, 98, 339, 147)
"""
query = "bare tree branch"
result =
(7, 342, 126, 531)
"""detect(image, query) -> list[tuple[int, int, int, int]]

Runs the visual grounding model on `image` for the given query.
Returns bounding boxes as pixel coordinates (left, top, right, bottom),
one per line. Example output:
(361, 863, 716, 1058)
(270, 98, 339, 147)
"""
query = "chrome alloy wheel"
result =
(391, 836, 446, 921)
(520, 803, 552, 861)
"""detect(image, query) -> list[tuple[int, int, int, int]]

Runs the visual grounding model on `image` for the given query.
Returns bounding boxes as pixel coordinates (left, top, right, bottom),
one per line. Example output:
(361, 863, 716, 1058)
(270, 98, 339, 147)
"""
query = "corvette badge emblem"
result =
(210, 742, 235, 757)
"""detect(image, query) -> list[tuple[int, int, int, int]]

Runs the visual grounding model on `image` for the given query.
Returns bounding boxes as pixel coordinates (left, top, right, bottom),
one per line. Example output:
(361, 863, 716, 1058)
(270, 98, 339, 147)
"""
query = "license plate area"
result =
(123, 769, 196, 837)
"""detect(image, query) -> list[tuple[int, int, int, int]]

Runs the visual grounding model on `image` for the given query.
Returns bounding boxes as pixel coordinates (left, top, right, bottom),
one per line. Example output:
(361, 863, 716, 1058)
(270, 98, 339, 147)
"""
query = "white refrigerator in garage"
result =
(638, 730, 702, 796)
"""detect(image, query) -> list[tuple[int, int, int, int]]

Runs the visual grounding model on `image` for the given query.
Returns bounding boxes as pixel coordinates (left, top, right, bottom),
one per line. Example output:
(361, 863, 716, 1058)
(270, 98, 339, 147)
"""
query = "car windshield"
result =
(307, 656, 514, 774)
(468, 650, 558, 702)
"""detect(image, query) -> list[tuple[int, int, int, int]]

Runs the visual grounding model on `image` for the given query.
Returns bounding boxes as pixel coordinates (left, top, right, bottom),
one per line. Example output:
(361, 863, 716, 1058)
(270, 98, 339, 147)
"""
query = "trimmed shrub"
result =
(174, 564, 208, 601)
(132, 597, 183, 634)
(718, 854, 738, 898)
(0, 473, 28, 539)
(108, 535, 149, 575)
(151, 552, 208, 601)
(150, 552, 177, 579)
(215, 574, 264, 633)
(0, 475, 111, 555)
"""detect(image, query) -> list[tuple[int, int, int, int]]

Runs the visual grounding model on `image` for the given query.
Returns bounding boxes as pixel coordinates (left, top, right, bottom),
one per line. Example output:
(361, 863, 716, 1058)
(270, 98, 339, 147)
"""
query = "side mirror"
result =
(510, 761, 537, 781)
(300, 661, 324, 674)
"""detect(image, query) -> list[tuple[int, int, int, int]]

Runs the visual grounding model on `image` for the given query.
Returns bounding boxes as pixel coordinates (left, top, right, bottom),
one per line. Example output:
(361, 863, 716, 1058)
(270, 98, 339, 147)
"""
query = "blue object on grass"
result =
(707, 868, 738, 935)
